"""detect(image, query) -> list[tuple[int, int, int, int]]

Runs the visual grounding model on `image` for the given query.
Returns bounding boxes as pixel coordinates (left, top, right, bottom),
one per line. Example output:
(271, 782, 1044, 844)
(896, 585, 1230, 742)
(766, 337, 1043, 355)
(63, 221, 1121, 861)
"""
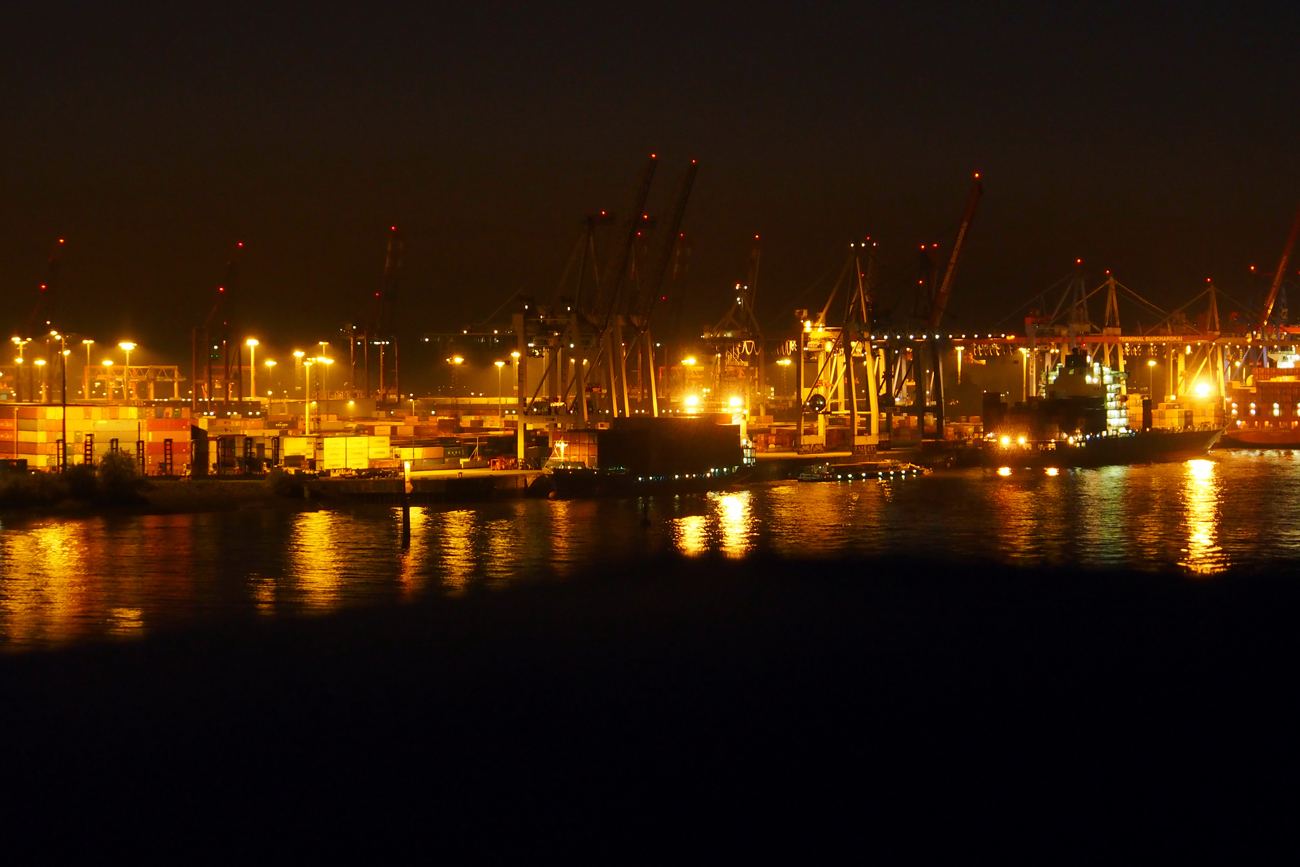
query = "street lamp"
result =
(51, 331, 70, 470)
(318, 356, 334, 430)
(246, 338, 259, 400)
(1148, 359, 1157, 398)
(495, 360, 506, 415)
(1018, 347, 1030, 402)
(265, 360, 277, 408)
(303, 359, 314, 435)
(448, 356, 464, 407)
(103, 360, 114, 401)
(13, 337, 30, 401)
(777, 357, 792, 402)
(82, 339, 94, 399)
(119, 342, 135, 403)
(34, 359, 47, 403)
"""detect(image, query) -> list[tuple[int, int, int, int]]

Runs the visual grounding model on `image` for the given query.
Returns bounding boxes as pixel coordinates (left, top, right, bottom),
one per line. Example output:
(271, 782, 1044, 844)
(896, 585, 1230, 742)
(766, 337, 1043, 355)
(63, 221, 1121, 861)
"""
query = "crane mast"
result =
(1256, 197, 1300, 335)
(928, 173, 983, 330)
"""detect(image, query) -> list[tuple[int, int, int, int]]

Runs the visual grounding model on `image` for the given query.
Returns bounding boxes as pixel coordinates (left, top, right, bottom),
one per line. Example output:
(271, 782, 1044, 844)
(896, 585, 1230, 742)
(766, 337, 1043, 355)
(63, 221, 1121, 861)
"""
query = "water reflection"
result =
(289, 511, 345, 609)
(437, 509, 477, 590)
(717, 492, 753, 557)
(5, 453, 1300, 652)
(1, 522, 93, 647)
(1180, 459, 1225, 574)
(399, 506, 431, 598)
(674, 515, 709, 556)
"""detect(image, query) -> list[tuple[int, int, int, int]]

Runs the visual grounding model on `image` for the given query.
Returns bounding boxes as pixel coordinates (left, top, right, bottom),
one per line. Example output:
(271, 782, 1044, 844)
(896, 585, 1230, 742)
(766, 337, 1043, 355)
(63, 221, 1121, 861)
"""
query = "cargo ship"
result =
(981, 351, 1224, 470)
(1221, 354, 1300, 448)
(538, 415, 755, 499)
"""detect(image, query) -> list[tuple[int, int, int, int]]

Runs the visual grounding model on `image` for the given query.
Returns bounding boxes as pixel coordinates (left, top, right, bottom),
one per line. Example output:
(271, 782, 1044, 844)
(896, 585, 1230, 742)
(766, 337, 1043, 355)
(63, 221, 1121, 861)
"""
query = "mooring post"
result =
(401, 460, 412, 548)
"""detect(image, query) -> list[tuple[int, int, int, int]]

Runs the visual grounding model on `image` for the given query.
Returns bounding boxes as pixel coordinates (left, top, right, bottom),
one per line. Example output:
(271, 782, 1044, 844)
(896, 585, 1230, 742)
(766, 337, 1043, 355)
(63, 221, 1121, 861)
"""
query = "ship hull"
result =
(1218, 428, 1300, 448)
(547, 466, 750, 499)
(982, 428, 1224, 469)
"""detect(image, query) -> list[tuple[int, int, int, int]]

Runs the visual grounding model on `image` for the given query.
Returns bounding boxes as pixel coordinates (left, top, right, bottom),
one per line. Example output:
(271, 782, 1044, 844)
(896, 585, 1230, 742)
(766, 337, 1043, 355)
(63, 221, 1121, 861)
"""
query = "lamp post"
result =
(1148, 359, 1157, 397)
(13, 338, 29, 401)
(495, 360, 505, 416)
(246, 338, 259, 400)
(119, 342, 135, 403)
(265, 360, 277, 412)
(102, 360, 114, 401)
(777, 357, 792, 403)
(52, 331, 68, 471)
(319, 356, 333, 431)
(82, 339, 94, 399)
(1019, 347, 1029, 402)
(303, 359, 314, 435)
(511, 350, 521, 409)
(449, 356, 464, 409)
(34, 359, 47, 403)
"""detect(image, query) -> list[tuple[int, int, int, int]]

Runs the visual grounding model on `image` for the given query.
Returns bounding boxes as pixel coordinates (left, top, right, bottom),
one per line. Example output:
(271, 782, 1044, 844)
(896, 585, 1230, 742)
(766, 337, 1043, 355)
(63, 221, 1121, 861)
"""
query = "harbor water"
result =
(3, 449, 1299, 652)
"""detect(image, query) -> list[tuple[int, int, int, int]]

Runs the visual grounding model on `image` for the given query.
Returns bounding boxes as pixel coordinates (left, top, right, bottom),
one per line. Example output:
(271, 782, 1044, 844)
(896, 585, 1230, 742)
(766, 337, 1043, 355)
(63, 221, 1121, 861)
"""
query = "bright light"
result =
(246, 338, 259, 347)
(1000, 435, 1011, 447)
(1046, 467, 1059, 476)
(451, 356, 464, 365)
(118, 342, 135, 352)
(1017, 436, 1027, 445)
(997, 467, 1012, 476)
(294, 350, 305, 359)
(728, 396, 742, 408)
(684, 395, 699, 407)
(1195, 381, 1212, 398)
(682, 357, 696, 366)
(511, 351, 520, 359)
(102, 360, 113, 367)
(495, 360, 505, 369)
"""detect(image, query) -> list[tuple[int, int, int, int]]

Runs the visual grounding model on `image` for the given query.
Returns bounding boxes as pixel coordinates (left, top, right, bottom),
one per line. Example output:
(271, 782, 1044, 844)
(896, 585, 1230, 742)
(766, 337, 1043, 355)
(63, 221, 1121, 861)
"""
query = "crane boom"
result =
(928, 174, 983, 330)
(1256, 197, 1300, 334)
(640, 159, 697, 322)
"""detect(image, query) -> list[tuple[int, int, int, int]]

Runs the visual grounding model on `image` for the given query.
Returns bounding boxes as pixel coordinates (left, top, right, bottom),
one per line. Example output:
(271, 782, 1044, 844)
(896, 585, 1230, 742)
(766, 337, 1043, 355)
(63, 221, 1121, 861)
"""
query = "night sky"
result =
(4, 2, 1300, 387)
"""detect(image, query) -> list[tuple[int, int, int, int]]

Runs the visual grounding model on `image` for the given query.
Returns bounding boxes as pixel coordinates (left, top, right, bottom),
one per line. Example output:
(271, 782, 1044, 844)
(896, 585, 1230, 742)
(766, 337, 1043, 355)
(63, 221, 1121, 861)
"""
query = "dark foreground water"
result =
(3, 450, 1299, 651)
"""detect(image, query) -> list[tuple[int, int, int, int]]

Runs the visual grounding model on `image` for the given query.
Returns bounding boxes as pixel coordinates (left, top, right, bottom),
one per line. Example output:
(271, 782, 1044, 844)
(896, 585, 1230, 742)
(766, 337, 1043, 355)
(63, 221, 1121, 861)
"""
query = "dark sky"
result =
(4, 1, 1299, 384)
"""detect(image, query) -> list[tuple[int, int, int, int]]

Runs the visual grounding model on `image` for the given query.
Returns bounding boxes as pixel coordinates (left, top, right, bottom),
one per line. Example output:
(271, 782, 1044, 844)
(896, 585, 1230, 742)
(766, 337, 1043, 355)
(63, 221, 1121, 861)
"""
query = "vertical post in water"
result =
(401, 460, 412, 548)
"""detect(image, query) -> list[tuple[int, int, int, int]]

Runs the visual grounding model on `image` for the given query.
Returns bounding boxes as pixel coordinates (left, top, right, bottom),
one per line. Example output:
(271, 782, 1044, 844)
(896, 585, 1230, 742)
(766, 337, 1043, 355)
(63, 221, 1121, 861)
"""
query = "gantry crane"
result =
(192, 242, 244, 411)
(912, 173, 982, 439)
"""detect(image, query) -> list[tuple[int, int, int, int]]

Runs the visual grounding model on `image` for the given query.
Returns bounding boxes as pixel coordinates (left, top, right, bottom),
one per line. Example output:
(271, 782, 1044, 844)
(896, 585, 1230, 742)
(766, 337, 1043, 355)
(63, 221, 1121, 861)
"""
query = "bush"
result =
(64, 464, 99, 502)
(0, 471, 63, 509)
(264, 467, 304, 498)
(96, 452, 148, 505)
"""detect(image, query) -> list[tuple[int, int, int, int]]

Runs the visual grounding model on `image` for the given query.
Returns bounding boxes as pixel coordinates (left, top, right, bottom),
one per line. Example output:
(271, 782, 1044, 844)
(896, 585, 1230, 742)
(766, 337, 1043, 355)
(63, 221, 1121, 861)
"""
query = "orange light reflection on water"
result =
(289, 511, 345, 609)
(1180, 458, 1225, 575)
(437, 509, 477, 590)
(0, 522, 96, 647)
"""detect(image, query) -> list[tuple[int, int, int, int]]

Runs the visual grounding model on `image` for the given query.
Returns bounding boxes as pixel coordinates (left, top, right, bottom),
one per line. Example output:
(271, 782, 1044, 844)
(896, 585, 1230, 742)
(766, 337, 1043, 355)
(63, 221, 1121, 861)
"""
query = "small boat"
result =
(797, 461, 929, 482)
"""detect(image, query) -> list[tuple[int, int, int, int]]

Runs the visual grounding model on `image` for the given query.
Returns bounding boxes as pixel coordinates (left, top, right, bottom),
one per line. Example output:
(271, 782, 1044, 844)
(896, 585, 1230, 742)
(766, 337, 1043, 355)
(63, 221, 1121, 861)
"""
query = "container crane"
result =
(1255, 197, 1300, 335)
(192, 242, 243, 411)
(915, 174, 982, 440)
